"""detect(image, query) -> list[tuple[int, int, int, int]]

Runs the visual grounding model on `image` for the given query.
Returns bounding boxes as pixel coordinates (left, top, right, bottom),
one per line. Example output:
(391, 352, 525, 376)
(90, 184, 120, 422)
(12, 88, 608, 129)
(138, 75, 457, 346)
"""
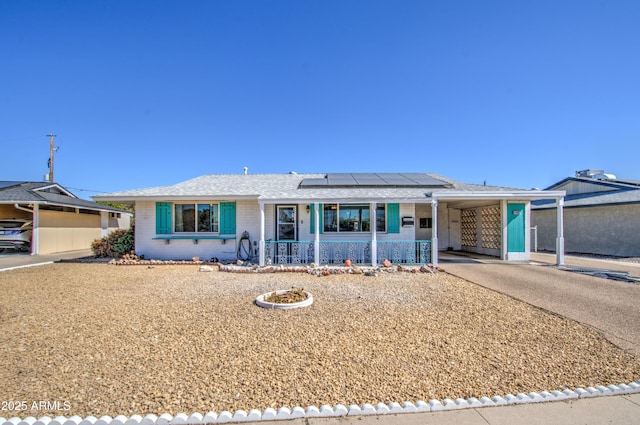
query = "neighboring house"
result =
(532, 169, 640, 257)
(0, 181, 132, 255)
(94, 172, 565, 266)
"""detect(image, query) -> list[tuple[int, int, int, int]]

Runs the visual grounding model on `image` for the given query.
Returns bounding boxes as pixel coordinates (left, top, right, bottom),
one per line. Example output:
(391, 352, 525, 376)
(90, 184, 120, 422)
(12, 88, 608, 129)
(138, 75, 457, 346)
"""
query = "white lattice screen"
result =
(481, 206, 501, 249)
(461, 209, 477, 247)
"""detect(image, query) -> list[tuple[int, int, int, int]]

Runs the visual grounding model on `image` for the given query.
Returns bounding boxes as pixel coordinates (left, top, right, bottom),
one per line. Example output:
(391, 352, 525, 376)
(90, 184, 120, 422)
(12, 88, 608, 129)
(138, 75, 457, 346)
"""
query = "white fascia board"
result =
(93, 195, 260, 202)
(34, 183, 77, 198)
(33, 201, 132, 214)
(432, 190, 565, 201)
(259, 197, 433, 205)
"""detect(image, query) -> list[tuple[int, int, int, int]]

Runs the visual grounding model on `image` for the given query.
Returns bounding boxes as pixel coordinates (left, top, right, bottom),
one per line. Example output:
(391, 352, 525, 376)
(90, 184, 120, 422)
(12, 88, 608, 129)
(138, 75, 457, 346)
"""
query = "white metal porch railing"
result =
(263, 240, 432, 265)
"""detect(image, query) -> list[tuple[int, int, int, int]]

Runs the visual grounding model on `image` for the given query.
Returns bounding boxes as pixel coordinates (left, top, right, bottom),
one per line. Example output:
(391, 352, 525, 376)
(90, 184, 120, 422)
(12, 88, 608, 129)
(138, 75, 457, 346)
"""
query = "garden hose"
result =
(237, 231, 252, 261)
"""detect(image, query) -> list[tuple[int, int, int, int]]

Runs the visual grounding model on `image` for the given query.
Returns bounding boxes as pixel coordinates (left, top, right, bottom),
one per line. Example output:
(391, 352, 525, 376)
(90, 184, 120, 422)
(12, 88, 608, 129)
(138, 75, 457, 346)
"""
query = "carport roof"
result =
(0, 181, 131, 213)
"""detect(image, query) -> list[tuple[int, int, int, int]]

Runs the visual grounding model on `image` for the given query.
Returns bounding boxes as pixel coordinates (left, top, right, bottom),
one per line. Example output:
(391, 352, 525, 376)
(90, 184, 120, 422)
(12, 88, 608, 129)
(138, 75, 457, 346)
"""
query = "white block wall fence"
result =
(2, 381, 639, 425)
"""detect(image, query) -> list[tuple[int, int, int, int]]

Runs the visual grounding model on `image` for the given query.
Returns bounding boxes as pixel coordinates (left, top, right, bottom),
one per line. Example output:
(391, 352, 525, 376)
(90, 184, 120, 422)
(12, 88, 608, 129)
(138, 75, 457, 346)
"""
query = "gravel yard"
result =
(1, 263, 639, 419)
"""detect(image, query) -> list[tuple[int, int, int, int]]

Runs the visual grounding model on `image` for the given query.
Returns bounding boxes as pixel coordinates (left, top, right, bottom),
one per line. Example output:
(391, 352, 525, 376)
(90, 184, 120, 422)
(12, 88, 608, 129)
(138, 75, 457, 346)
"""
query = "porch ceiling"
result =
(443, 199, 501, 209)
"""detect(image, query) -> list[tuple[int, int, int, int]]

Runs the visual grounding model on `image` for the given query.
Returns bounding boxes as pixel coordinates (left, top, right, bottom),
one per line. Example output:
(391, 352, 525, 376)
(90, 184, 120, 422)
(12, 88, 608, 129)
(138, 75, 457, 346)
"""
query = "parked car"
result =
(0, 218, 33, 252)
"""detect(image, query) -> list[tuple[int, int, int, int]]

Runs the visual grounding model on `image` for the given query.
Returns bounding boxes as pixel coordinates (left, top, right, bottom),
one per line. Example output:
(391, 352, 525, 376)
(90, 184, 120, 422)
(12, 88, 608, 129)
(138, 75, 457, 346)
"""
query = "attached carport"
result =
(0, 181, 131, 255)
(430, 190, 566, 266)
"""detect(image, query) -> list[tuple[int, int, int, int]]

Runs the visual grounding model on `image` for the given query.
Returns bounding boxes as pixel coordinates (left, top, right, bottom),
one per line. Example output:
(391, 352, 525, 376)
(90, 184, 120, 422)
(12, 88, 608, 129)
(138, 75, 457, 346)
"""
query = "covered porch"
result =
(257, 192, 566, 267)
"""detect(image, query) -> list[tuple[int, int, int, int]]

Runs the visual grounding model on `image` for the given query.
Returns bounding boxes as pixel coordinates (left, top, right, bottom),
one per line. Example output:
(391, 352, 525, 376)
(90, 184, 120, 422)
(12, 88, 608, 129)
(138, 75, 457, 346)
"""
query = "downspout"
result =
(14, 203, 33, 214)
(14, 203, 37, 255)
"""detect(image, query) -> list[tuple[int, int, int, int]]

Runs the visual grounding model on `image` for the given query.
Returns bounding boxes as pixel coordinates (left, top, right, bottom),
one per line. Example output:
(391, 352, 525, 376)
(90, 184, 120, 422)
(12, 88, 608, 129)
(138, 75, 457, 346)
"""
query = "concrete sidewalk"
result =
(238, 394, 640, 424)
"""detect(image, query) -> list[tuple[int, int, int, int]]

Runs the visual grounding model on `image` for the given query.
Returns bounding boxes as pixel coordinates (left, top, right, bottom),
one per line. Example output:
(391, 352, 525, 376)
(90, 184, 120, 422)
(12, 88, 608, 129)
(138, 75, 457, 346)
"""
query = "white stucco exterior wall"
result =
(134, 200, 261, 261)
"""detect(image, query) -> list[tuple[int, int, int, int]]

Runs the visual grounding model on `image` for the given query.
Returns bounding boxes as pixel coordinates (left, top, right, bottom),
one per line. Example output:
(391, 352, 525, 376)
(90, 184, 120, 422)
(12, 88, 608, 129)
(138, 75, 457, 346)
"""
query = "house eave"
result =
(432, 190, 566, 201)
(93, 195, 260, 203)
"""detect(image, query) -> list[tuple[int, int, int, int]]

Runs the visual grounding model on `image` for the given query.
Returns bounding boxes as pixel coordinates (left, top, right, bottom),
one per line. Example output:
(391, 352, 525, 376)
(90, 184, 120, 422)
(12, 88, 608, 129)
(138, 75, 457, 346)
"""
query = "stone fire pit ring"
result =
(255, 289, 314, 310)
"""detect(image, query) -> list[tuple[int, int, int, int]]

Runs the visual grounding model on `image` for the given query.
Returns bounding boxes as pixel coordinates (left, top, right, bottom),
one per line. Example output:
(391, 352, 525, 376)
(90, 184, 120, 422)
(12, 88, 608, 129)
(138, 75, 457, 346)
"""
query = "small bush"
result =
(91, 227, 135, 258)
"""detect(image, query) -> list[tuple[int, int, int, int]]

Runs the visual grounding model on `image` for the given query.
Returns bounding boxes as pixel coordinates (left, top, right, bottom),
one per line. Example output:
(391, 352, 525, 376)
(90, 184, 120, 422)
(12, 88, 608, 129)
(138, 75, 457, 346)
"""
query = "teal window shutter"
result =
(387, 203, 400, 233)
(220, 202, 236, 235)
(156, 202, 172, 234)
(310, 204, 323, 234)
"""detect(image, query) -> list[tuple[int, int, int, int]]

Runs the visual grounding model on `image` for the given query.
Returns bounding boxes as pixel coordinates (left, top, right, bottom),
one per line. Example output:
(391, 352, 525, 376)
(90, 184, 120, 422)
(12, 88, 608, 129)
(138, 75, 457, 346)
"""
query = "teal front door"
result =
(507, 203, 525, 252)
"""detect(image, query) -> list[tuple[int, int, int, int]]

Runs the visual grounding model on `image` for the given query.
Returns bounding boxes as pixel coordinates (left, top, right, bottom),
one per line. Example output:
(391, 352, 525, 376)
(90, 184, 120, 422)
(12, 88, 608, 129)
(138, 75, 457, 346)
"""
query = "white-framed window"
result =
(174, 203, 219, 233)
(323, 204, 386, 233)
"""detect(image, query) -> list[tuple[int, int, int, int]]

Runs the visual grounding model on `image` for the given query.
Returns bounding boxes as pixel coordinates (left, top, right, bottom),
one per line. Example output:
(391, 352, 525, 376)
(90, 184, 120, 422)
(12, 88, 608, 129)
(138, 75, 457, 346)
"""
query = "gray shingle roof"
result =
(533, 189, 640, 209)
(0, 181, 130, 213)
(534, 176, 640, 209)
(94, 172, 548, 203)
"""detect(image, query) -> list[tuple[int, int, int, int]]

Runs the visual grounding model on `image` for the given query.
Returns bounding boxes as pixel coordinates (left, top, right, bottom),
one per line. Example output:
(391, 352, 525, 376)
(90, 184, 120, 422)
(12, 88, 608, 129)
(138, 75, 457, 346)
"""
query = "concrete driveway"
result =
(0, 249, 93, 271)
(441, 252, 640, 357)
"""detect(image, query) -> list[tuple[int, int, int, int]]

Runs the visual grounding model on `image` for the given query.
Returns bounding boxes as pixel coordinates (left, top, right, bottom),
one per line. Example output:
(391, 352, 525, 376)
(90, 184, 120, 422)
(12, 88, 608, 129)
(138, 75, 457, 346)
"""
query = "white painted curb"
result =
(0, 262, 54, 272)
(2, 380, 639, 424)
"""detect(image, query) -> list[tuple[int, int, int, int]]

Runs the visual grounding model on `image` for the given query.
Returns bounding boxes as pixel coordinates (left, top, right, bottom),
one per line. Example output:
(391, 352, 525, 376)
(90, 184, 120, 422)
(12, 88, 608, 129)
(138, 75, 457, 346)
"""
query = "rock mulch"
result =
(0, 263, 639, 419)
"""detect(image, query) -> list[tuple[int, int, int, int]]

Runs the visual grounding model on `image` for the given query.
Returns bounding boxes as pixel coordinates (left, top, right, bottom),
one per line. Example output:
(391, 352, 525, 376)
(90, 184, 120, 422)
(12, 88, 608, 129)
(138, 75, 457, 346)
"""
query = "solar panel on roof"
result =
(353, 174, 384, 184)
(299, 173, 451, 188)
(0, 181, 23, 190)
(327, 174, 357, 185)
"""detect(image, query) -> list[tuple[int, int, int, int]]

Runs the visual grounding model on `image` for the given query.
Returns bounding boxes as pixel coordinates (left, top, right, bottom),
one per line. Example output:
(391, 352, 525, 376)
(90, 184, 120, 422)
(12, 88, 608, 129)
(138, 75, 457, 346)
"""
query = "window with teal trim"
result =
(174, 203, 220, 233)
(322, 204, 386, 233)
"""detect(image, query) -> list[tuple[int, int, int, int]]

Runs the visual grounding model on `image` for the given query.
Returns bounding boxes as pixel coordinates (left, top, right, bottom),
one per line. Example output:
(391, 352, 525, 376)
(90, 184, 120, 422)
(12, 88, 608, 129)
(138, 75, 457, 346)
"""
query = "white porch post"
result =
(32, 204, 39, 255)
(431, 199, 438, 267)
(556, 197, 565, 265)
(259, 202, 265, 266)
(371, 202, 377, 266)
(314, 202, 320, 265)
(100, 211, 109, 238)
(501, 200, 508, 260)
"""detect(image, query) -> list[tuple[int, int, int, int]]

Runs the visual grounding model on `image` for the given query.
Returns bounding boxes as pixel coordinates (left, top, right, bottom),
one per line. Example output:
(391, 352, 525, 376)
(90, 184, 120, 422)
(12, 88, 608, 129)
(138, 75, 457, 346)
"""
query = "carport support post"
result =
(431, 199, 438, 267)
(556, 197, 565, 265)
(259, 203, 265, 266)
(32, 204, 39, 255)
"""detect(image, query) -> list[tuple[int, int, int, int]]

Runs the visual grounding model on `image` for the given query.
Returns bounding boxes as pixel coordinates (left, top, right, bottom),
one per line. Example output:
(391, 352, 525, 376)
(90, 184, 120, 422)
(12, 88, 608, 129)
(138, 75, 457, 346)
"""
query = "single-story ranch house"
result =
(94, 172, 566, 266)
(0, 181, 132, 255)
(532, 169, 640, 257)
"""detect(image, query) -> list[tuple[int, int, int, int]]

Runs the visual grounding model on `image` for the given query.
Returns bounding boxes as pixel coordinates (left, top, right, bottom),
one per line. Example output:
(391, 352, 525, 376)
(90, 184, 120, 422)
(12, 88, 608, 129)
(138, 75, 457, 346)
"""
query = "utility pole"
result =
(47, 133, 57, 183)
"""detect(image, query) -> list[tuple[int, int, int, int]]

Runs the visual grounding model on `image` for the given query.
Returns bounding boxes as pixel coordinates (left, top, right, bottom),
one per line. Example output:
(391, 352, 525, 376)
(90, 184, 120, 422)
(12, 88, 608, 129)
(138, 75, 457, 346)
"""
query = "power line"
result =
(64, 186, 111, 194)
(0, 135, 44, 144)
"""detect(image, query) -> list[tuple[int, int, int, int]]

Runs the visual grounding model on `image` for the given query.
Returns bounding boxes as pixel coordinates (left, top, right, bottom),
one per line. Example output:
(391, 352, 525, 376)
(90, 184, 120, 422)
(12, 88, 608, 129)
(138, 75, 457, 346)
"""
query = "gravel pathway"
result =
(1, 263, 639, 419)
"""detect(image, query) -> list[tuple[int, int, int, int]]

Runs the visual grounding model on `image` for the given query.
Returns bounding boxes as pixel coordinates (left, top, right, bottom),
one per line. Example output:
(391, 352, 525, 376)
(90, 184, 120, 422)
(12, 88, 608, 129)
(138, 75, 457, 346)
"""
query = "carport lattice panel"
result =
(461, 209, 477, 247)
(481, 206, 501, 250)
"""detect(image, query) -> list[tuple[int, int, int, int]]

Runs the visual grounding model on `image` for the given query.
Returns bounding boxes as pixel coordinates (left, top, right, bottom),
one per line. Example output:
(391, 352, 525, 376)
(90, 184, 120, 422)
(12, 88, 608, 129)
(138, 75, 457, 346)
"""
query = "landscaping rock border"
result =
(2, 382, 639, 425)
(101, 257, 440, 276)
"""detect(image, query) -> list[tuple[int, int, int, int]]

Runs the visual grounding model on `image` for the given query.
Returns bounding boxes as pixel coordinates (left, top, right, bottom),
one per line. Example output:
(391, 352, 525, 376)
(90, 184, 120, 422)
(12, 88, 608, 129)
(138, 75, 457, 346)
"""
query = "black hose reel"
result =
(237, 230, 253, 261)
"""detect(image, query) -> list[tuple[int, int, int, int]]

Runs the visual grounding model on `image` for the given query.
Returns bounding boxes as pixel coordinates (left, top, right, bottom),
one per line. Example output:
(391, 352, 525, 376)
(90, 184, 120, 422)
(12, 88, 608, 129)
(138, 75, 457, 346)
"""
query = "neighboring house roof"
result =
(533, 176, 640, 210)
(94, 172, 562, 204)
(0, 181, 131, 214)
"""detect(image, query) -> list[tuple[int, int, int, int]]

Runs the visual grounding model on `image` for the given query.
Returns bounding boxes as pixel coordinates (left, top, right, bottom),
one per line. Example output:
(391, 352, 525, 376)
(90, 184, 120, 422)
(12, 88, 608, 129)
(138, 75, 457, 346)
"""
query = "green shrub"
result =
(91, 227, 135, 258)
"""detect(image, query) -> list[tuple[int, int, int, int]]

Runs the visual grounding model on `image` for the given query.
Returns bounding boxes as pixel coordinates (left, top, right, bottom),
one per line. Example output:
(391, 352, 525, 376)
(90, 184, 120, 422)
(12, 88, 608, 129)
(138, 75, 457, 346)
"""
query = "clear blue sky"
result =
(2, 0, 639, 199)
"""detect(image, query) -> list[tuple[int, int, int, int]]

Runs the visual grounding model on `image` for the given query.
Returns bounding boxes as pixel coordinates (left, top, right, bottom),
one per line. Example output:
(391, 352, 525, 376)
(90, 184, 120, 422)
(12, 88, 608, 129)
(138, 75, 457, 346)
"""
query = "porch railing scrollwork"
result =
(264, 239, 432, 266)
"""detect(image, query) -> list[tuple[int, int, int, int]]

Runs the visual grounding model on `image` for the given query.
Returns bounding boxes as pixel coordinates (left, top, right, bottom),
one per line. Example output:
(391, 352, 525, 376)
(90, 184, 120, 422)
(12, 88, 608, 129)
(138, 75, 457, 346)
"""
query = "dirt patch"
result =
(0, 263, 639, 418)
